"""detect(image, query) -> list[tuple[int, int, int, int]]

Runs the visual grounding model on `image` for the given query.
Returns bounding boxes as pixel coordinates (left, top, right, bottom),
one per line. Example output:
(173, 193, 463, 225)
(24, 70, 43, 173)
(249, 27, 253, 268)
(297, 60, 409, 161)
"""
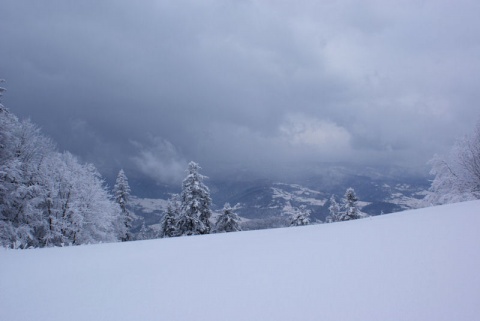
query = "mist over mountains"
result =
(126, 164, 430, 230)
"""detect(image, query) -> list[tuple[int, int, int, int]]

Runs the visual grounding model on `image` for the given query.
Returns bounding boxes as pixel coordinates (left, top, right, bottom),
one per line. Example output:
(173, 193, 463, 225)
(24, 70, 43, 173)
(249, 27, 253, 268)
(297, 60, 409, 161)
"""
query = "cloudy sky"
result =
(1, 0, 479, 182)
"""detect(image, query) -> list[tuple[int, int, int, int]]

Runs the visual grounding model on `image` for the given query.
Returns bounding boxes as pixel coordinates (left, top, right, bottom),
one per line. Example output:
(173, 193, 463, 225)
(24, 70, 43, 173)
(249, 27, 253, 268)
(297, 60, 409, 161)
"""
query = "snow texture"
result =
(1, 201, 479, 321)
(272, 183, 327, 206)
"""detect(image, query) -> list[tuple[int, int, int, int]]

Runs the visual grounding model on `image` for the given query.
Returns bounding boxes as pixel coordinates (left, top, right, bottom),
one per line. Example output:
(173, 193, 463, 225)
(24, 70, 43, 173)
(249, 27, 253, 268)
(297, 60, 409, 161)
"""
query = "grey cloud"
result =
(131, 137, 188, 184)
(1, 0, 480, 180)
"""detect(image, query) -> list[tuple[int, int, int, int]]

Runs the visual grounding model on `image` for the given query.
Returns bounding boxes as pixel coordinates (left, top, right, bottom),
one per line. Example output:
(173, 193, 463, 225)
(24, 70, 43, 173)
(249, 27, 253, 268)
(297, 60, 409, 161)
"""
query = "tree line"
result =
(137, 162, 367, 239)
(3, 77, 477, 248)
(0, 83, 242, 247)
(280, 187, 366, 227)
(0, 83, 367, 248)
(158, 161, 242, 238)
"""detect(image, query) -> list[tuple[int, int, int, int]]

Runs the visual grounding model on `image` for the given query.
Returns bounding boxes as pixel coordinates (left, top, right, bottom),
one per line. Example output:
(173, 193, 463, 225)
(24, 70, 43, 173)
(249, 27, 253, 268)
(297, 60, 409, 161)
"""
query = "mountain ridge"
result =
(128, 166, 430, 230)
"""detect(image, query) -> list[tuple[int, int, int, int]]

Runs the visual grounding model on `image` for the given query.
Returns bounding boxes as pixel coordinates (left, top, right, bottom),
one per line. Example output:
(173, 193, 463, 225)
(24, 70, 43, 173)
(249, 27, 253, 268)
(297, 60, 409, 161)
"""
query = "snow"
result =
(272, 183, 327, 206)
(388, 192, 423, 209)
(1, 201, 480, 321)
(356, 200, 372, 208)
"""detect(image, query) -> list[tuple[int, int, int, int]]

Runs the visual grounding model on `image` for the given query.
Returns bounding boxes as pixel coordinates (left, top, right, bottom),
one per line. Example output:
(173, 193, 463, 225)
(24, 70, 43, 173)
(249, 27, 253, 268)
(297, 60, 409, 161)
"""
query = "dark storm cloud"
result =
(1, 0, 480, 182)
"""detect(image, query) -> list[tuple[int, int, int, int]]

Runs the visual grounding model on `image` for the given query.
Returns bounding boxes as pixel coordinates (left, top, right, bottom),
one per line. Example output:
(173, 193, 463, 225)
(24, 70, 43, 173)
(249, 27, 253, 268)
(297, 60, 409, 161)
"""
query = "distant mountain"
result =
(128, 165, 430, 230)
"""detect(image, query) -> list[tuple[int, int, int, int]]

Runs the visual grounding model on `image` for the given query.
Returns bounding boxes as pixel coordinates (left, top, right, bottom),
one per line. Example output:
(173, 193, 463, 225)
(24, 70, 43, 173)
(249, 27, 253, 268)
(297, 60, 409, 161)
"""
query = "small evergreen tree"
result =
(215, 203, 242, 233)
(289, 205, 311, 226)
(114, 169, 134, 241)
(137, 221, 148, 240)
(176, 162, 212, 236)
(339, 187, 360, 221)
(159, 194, 180, 238)
(326, 195, 341, 223)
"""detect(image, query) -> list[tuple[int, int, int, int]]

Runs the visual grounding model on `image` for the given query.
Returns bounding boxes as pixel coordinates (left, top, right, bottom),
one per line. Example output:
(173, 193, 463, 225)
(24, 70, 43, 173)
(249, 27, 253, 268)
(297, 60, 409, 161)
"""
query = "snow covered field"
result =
(1, 201, 479, 321)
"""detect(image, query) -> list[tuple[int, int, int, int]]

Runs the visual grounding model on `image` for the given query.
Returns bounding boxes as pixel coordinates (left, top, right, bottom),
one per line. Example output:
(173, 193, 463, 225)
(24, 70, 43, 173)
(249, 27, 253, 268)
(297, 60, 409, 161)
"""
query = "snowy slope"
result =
(1, 201, 479, 321)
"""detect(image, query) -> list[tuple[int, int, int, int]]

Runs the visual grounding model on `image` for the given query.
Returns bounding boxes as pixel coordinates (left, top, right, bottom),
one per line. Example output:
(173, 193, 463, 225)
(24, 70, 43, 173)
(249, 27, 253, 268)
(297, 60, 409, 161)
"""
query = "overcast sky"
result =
(1, 0, 480, 182)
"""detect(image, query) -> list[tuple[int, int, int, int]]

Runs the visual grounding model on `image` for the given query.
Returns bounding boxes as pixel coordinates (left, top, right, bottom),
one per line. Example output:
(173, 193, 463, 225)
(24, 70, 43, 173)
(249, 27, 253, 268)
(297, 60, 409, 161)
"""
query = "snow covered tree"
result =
(0, 88, 63, 248)
(137, 221, 148, 240)
(339, 188, 361, 221)
(325, 195, 341, 223)
(159, 194, 180, 238)
(176, 161, 212, 236)
(0, 101, 55, 248)
(215, 203, 242, 233)
(425, 120, 480, 205)
(36, 152, 72, 247)
(53, 152, 118, 245)
(114, 169, 134, 241)
(0, 93, 118, 248)
(289, 205, 311, 226)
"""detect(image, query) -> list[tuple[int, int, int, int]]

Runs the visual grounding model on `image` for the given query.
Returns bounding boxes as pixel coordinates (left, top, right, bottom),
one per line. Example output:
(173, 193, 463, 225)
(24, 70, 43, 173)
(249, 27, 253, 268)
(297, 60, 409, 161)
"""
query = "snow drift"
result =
(1, 201, 479, 321)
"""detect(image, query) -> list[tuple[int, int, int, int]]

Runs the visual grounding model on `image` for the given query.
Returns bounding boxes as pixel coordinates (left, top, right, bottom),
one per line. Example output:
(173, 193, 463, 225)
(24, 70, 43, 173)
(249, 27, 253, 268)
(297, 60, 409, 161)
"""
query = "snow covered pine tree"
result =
(159, 194, 180, 238)
(114, 169, 134, 241)
(215, 203, 242, 233)
(176, 162, 212, 236)
(289, 205, 311, 226)
(326, 195, 341, 223)
(339, 188, 361, 221)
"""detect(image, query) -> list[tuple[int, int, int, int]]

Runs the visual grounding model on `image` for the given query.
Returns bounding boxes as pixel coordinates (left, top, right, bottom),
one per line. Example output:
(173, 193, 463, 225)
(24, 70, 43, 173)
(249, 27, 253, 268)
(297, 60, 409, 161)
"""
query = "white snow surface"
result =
(1, 201, 480, 321)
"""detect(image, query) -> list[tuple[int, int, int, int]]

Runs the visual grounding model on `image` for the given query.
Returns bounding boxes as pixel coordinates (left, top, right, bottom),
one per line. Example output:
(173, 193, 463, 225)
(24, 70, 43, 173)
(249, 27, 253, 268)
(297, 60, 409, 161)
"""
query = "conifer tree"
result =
(114, 169, 134, 241)
(159, 194, 180, 238)
(176, 162, 212, 236)
(326, 195, 341, 223)
(339, 188, 360, 221)
(137, 221, 148, 240)
(215, 203, 242, 233)
(289, 205, 311, 226)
